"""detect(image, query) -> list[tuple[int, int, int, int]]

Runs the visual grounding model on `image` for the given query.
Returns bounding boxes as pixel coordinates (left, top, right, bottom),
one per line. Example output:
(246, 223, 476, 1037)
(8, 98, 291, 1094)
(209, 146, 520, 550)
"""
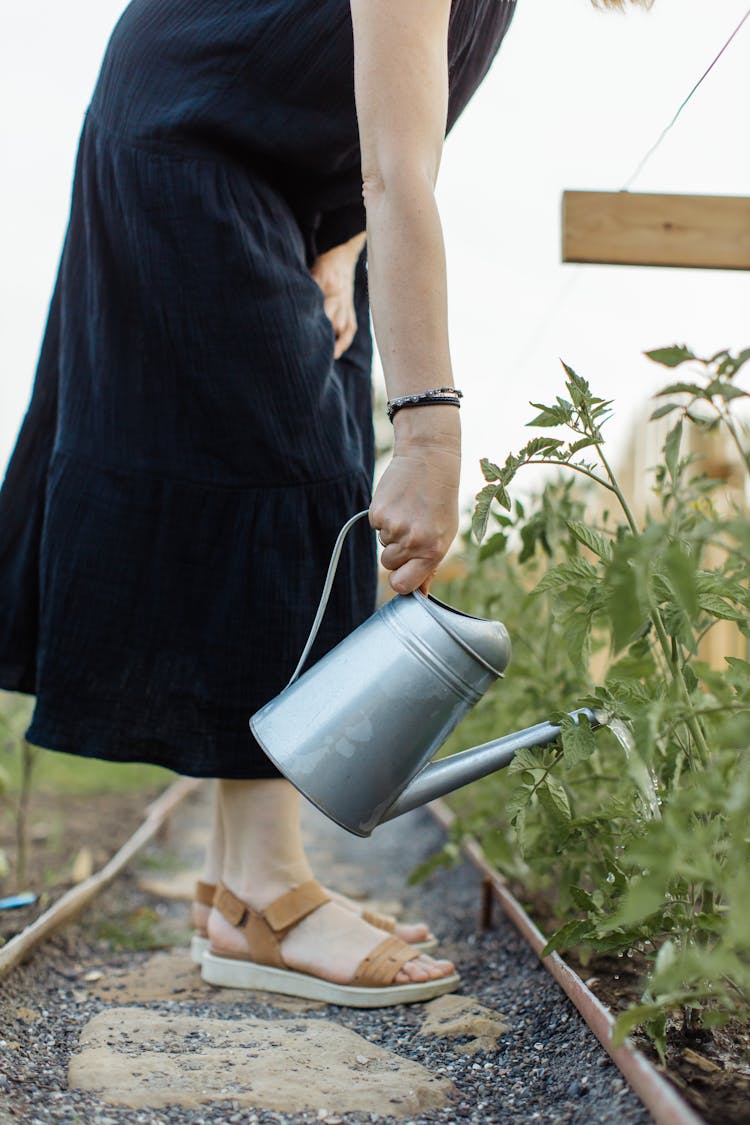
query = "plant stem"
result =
(593, 441, 712, 767)
(526, 458, 615, 493)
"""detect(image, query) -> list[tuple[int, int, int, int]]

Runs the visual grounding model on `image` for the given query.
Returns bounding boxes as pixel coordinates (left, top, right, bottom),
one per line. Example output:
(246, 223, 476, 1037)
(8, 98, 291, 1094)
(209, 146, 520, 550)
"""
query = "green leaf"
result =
(698, 594, 745, 622)
(473, 483, 509, 543)
(543, 774, 572, 820)
(604, 547, 645, 652)
(535, 558, 598, 593)
(645, 345, 696, 368)
(561, 714, 596, 767)
(663, 419, 683, 481)
(524, 436, 565, 456)
(612, 1004, 666, 1048)
(569, 886, 598, 912)
(508, 748, 548, 775)
(479, 532, 508, 561)
(540, 918, 595, 957)
(603, 879, 666, 929)
(663, 542, 699, 617)
(654, 381, 704, 397)
(649, 402, 681, 420)
(480, 458, 504, 482)
(505, 783, 534, 821)
(568, 436, 598, 454)
(705, 380, 748, 401)
(563, 611, 593, 673)
(566, 521, 612, 562)
(526, 404, 570, 428)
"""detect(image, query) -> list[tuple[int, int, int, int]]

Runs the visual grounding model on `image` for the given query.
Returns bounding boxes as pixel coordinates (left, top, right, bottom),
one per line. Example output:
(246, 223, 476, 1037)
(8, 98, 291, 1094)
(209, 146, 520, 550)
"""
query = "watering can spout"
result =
(381, 708, 604, 823)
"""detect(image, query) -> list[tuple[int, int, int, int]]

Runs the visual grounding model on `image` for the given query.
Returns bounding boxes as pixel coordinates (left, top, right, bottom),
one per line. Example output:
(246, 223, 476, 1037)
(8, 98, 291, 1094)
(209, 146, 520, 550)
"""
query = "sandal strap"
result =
(212, 880, 330, 971)
(214, 882, 251, 929)
(263, 880, 330, 932)
(351, 935, 419, 988)
(362, 908, 395, 933)
(194, 880, 217, 907)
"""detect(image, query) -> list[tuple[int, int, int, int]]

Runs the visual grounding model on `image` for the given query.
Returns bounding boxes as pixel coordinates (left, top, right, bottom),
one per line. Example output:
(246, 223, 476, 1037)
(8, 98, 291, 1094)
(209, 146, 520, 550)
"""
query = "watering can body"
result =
(250, 511, 600, 837)
(251, 589, 511, 836)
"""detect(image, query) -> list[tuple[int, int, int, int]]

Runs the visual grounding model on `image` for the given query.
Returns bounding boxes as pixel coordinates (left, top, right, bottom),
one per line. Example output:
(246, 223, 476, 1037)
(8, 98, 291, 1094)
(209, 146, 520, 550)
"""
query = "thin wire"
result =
(507, 7, 750, 384)
(621, 6, 750, 190)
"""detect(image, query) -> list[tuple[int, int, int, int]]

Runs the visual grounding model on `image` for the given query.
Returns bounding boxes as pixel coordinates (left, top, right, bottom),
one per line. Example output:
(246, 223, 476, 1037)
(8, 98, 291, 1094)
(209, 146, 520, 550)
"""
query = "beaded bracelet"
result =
(386, 386, 463, 422)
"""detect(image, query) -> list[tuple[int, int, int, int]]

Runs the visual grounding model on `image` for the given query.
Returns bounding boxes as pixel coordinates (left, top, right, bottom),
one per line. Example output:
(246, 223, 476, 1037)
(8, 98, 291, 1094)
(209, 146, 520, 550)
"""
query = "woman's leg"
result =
(192, 780, 432, 942)
(208, 778, 454, 984)
(191, 782, 224, 932)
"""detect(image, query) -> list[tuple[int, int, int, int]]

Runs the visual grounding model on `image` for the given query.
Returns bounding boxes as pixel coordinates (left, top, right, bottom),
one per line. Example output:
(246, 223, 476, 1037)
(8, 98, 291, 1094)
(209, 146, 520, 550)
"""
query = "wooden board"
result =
(562, 190, 750, 271)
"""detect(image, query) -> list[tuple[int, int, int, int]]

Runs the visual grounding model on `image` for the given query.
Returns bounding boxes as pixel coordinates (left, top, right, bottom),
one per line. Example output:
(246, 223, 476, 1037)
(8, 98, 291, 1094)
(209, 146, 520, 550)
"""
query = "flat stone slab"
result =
(87, 949, 324, 1012)
(69, 1007, 454, 1115)
(419, 994, 510, 1056)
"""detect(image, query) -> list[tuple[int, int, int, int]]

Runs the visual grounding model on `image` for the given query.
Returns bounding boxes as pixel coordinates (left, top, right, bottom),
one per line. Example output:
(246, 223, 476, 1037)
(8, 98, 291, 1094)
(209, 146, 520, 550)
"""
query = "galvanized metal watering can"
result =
(250, 511, 599, 837)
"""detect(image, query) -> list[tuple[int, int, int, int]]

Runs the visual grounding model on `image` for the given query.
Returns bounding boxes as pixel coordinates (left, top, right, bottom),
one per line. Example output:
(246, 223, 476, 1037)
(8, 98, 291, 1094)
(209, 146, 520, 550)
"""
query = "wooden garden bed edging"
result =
(0, 776, 203, 979)
(427, 797, 704, 1125)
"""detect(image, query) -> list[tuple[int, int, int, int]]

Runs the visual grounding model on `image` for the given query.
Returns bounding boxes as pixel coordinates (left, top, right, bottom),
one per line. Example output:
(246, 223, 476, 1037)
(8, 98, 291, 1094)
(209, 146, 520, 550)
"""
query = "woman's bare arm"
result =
(351, 0, 459, 594)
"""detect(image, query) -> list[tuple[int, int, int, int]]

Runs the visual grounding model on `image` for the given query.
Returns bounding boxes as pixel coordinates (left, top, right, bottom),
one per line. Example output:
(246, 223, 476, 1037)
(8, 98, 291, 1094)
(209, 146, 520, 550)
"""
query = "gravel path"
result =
(0, 785, 653, 1125)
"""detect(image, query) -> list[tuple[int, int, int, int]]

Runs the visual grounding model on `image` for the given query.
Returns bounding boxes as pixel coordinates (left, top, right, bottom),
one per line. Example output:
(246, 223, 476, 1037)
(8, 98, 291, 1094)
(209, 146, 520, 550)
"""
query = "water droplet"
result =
(606, 872, 615, 884)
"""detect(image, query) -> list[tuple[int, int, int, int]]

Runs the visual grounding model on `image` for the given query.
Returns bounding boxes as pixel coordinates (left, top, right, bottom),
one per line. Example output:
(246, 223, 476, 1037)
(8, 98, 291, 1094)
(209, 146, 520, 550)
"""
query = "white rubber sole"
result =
(201, 950, 460, 1008)
(191, 931, 436, 963)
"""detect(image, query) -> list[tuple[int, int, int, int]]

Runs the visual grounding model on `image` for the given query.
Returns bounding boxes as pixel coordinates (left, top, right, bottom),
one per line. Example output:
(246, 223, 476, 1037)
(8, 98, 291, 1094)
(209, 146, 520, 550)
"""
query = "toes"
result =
(396, 960, 431, 984)
(394, 954, 454, 985)
(394, 922, 431, 943)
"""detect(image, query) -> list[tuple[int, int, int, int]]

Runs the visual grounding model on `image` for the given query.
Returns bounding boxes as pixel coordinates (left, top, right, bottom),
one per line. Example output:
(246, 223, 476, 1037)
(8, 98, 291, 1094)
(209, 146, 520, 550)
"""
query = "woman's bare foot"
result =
(326, 889, 432, 944)
(208, 893, 453, 985)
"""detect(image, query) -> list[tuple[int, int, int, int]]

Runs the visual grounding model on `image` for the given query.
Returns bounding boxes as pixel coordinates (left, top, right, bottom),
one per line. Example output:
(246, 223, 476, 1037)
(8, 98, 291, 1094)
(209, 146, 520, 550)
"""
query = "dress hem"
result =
(23, 718, 284, 781)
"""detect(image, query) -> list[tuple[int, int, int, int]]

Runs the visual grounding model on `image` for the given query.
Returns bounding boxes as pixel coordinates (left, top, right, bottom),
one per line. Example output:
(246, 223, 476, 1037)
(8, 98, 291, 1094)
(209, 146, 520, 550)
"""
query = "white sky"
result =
(1, 0, 749, 512)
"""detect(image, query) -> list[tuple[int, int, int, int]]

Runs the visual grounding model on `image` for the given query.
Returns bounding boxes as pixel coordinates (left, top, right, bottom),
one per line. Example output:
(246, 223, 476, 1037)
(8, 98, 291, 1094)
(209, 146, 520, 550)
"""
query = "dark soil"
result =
(0, 787, 164, 944)
(520, 904, 750, 1125)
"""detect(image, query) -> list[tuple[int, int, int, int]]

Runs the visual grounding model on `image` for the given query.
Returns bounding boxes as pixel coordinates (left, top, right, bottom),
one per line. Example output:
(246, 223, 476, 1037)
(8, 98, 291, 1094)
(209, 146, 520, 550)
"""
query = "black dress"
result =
(0, 0, 516, 778)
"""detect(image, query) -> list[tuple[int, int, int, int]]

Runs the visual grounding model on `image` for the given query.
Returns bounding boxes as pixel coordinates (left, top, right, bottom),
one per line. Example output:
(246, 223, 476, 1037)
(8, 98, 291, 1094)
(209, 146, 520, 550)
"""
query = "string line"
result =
(621, 6, 750, 190)
(506, 7, 749, 379)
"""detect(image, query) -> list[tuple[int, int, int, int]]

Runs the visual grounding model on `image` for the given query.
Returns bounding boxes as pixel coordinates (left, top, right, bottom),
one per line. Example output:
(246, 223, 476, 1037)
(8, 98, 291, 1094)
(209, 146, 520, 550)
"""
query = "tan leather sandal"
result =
(200, 880, 459, 1008)
(190, 879, 437, 964)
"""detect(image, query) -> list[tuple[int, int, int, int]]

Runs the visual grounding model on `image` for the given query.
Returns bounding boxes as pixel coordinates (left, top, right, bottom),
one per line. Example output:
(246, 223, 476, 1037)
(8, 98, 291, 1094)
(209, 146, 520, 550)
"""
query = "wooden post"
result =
(562, 191, 750, 271)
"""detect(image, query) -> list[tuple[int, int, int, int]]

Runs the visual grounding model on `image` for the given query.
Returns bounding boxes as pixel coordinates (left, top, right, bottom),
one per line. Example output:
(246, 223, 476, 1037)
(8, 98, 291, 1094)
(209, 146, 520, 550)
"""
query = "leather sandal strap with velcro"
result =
(194, 879, 217, 907)
(212, 880, 330, 969)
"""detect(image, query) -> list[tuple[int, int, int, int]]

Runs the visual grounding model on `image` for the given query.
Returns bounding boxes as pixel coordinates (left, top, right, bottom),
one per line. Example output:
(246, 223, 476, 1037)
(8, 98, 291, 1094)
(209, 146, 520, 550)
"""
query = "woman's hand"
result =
(310, 232, 366, 359)
(370, 407, 460, 595)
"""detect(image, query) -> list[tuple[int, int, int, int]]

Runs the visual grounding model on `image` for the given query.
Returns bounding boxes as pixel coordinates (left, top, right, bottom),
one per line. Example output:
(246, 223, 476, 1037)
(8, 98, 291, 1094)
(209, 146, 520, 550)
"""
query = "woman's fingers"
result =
(324, 295, 357, 359)
(388, 557, 438, 596)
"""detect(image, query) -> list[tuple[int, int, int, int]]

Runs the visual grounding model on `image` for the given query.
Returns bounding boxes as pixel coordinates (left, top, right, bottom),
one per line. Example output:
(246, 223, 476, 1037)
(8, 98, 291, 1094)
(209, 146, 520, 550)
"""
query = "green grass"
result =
(95, 905, 190, 951)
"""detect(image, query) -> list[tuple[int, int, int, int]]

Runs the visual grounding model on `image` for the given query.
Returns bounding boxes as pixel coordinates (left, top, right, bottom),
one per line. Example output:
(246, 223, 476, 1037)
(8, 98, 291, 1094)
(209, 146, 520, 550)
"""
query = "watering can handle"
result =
(287, 509, 371, 687)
